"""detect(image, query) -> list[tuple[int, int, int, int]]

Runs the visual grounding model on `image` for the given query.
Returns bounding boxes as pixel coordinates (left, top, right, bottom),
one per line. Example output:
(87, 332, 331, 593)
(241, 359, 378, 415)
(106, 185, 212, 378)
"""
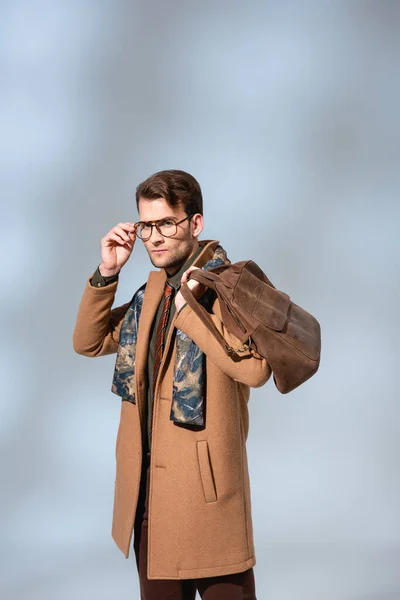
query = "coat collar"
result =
(134, 239, 220, 416)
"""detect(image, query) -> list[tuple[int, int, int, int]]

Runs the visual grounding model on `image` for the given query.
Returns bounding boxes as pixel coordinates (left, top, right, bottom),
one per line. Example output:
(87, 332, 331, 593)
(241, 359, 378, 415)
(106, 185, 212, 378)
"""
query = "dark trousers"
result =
(133, 449, 257, 600)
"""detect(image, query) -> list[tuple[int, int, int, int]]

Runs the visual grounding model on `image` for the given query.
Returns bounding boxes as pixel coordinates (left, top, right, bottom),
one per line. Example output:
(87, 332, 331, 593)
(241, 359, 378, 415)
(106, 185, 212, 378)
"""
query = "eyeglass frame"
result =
(133, 213, 196, 240)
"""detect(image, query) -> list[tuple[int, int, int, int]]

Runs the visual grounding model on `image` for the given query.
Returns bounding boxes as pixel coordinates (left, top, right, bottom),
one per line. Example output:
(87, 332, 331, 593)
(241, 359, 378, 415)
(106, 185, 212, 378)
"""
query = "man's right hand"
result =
(99, 222, 137, 277)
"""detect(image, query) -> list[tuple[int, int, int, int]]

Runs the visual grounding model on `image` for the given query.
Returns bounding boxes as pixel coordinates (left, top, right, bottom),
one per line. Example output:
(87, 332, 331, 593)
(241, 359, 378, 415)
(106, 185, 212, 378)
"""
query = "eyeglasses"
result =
(134, 214, 196, 241)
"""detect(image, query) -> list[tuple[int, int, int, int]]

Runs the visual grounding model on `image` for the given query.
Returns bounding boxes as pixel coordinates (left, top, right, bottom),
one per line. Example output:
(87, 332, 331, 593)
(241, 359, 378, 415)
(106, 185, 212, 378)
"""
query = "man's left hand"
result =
(175, 266, 207, 312)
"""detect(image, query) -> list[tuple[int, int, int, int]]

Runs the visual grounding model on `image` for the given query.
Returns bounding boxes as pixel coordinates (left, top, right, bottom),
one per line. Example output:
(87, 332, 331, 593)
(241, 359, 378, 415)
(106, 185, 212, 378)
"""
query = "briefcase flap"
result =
(252, 285, 290, 331)
(233, 267, 290, 332)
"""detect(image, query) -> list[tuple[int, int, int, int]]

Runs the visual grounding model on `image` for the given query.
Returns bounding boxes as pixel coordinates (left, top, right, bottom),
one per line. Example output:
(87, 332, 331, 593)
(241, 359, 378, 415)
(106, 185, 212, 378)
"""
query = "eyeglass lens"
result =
(136, 218, 177, 240)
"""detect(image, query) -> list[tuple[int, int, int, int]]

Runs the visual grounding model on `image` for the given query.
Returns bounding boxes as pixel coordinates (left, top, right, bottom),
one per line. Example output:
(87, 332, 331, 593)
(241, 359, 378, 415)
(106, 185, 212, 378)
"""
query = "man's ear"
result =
(192, 213, 204, 237)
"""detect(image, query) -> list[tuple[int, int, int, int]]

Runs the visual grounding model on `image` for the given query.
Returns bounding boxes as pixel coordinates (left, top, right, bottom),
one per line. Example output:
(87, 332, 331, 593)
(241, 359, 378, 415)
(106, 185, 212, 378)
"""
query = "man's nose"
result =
(149, 225, 164, 242)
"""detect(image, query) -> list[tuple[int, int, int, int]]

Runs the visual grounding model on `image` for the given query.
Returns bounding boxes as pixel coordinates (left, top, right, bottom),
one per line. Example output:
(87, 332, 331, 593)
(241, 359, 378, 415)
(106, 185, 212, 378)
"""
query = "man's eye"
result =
(161, 219, 175, 226)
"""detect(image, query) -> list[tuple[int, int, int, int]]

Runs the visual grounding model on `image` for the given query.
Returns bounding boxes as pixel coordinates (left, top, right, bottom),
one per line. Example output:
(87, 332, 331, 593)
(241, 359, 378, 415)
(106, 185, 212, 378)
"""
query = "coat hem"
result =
(112, 530, 131, 558)
(147, 556, 256, 580)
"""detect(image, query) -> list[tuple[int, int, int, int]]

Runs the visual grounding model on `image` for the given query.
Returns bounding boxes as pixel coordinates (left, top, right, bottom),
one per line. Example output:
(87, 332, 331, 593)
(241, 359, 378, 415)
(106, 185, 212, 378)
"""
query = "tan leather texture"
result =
(180, 259, 321, 393)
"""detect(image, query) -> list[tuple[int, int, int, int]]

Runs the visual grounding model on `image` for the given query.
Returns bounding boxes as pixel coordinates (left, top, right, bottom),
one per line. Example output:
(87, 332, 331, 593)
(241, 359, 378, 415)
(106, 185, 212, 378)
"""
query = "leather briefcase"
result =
(180, 259, 321, 393)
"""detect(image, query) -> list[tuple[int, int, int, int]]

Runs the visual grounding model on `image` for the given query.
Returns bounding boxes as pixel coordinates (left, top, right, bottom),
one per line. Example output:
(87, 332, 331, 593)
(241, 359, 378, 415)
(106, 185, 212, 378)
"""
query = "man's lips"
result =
(152, 249, 167, 253)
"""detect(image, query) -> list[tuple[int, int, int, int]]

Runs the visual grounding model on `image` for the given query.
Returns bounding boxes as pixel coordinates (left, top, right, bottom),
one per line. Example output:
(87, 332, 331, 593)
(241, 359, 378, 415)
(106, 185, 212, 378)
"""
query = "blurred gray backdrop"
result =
(1, 1, 399, 599)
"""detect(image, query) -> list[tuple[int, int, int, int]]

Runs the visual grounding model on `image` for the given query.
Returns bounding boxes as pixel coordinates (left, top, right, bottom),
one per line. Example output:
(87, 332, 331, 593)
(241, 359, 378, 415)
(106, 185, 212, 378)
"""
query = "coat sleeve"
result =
(72, 273, 130, 357)
(174, 296, 272, 388)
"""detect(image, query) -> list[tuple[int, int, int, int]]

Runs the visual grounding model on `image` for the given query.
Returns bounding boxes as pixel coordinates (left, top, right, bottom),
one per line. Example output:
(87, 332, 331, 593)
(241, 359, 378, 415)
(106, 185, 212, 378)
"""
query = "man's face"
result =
(137, 197, 204, 275)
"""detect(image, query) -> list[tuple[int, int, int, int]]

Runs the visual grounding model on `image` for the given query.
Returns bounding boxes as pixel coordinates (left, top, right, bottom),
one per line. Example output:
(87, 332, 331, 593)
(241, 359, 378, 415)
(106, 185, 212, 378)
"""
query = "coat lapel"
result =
(135, 239, 220, 419)
(150, 240, 221, 401)
(135, 269, 166, 419)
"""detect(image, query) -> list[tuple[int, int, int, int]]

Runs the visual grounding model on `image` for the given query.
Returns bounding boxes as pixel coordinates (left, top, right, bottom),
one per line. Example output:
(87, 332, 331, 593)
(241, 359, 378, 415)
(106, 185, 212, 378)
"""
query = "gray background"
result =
(1, 1, 399, 599)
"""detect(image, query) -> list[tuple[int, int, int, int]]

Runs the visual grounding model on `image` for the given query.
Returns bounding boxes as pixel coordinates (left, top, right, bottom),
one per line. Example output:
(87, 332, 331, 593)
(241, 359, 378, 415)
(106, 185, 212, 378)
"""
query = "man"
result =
(73, 169, 272, 599)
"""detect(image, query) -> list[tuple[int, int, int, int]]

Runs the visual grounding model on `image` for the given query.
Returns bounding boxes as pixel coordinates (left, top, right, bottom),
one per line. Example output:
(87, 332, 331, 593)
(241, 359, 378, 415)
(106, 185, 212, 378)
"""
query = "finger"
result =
(114, 225, 132, 242)
(107, 232, 128, 245)
(117, 222, 137, 231)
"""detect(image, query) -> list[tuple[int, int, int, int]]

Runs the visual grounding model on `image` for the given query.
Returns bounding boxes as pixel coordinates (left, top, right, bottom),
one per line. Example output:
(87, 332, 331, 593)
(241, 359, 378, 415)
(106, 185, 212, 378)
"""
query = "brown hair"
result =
(136, 169, 203, 217)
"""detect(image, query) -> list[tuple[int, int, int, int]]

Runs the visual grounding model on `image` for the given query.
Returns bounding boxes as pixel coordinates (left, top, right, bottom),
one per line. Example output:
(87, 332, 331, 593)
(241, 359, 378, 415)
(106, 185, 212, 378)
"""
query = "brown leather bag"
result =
(180, 260, 321, 393)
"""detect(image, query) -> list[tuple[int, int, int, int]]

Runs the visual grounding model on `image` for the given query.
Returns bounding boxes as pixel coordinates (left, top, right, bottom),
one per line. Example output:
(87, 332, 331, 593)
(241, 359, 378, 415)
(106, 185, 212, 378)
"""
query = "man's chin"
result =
(150, 252, 173, 267)
(151, 252, 168, 261)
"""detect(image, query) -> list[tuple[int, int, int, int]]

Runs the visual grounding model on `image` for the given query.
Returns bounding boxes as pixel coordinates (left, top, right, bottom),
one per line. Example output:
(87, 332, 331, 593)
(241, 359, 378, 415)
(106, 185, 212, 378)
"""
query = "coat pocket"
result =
(196, 440, 217, 503)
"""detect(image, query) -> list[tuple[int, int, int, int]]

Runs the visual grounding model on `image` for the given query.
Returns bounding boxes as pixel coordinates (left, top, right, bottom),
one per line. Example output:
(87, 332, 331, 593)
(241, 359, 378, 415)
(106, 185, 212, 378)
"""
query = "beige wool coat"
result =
(73, 239, 272, 580)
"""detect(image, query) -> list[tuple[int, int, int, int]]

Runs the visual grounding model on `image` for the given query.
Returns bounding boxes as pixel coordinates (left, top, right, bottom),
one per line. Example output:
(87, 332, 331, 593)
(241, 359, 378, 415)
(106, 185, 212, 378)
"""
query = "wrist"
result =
(177, 302, 187, 314)
(175, 292, 186, 313)
(99, 264, 120, 278)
